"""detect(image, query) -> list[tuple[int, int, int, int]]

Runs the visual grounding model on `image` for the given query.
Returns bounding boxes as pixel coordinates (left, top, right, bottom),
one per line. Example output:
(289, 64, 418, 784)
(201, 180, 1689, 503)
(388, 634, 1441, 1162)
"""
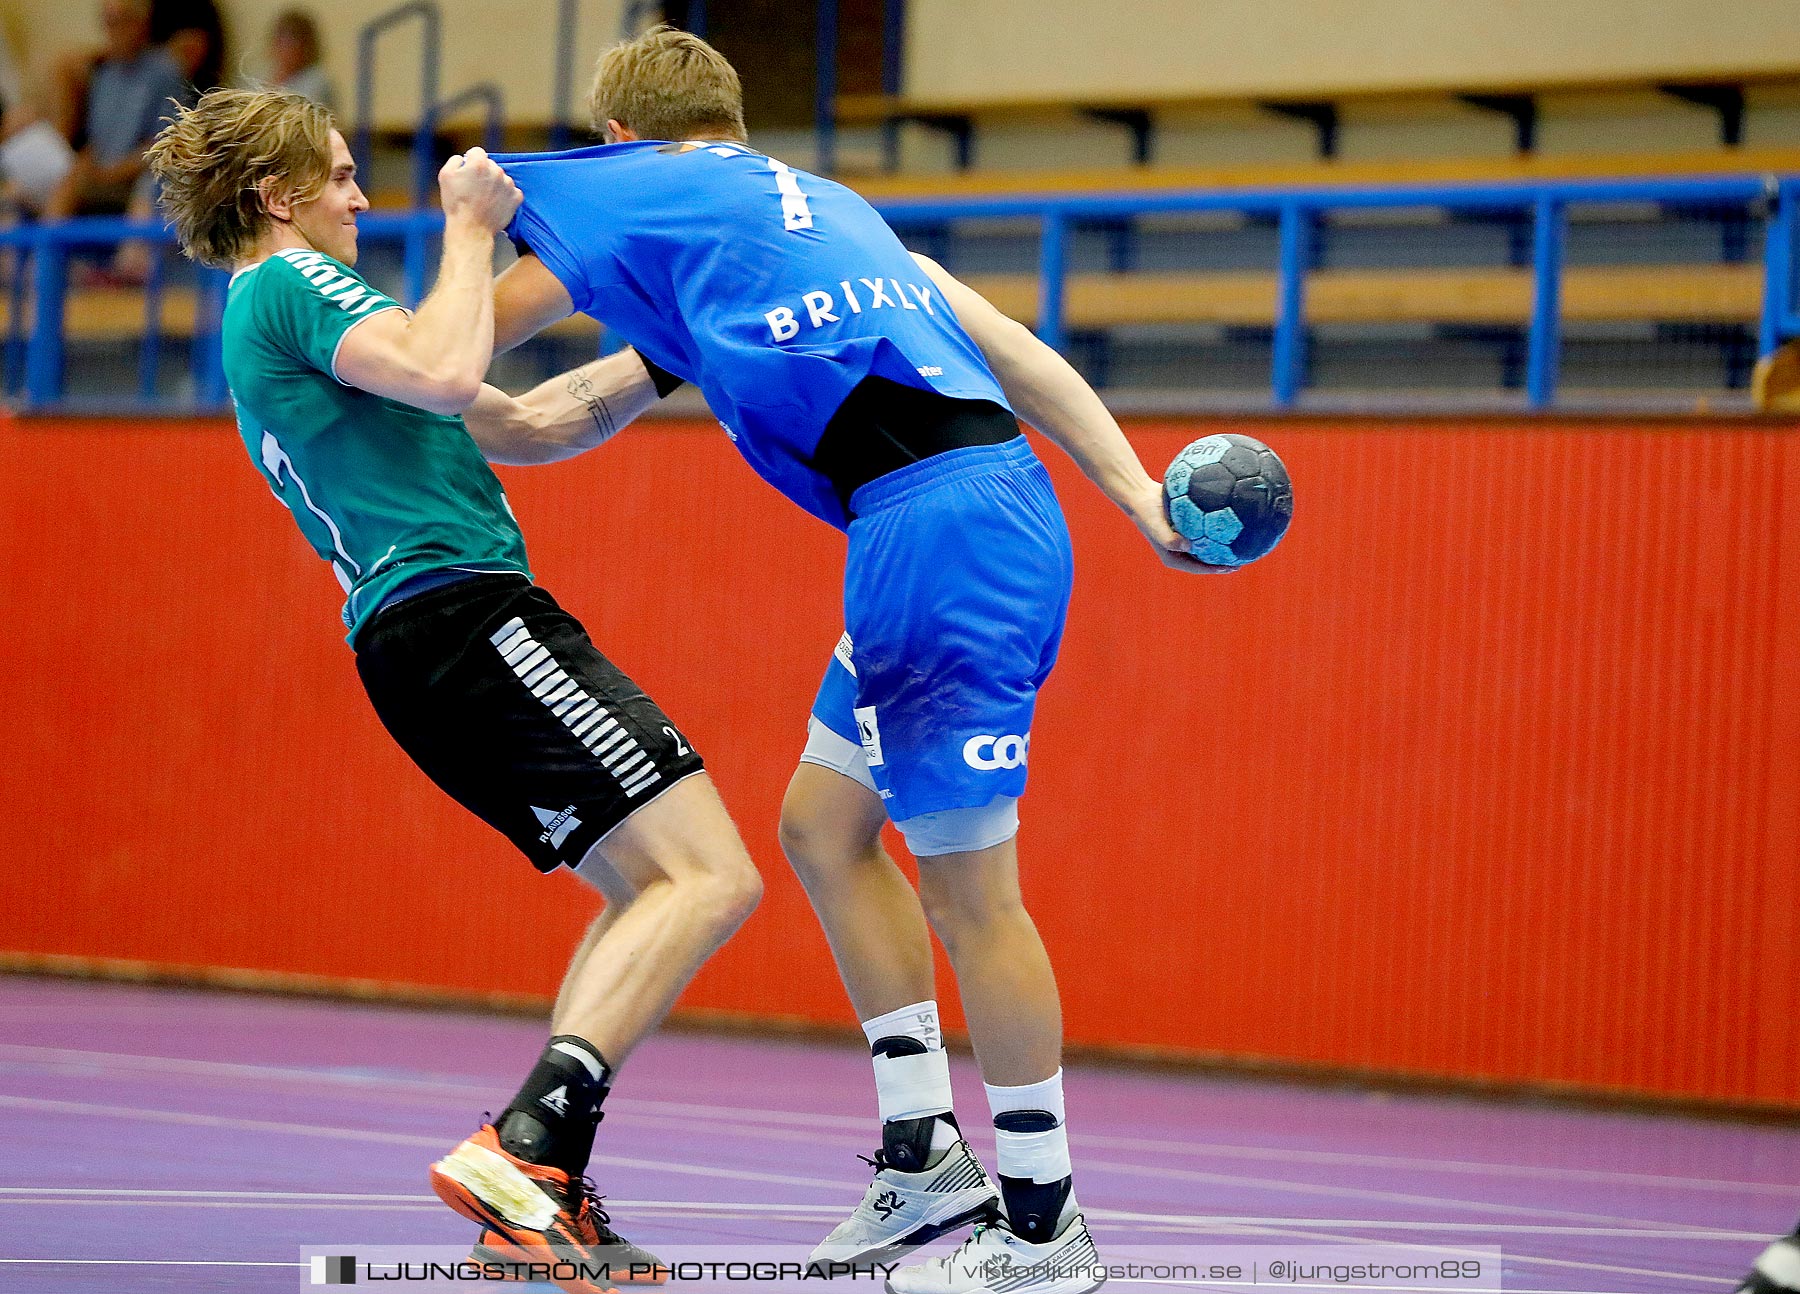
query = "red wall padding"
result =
(2, 416, 1795, 1107)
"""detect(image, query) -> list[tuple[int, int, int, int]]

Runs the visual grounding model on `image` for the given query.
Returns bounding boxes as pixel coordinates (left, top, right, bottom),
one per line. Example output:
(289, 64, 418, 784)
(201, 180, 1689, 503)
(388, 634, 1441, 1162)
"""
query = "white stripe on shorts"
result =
(488, 617, 662, 799)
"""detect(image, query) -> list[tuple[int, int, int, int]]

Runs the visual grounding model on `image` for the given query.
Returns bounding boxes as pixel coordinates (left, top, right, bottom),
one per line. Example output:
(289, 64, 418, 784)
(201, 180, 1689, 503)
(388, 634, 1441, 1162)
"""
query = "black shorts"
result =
(354, 574, 704, 872)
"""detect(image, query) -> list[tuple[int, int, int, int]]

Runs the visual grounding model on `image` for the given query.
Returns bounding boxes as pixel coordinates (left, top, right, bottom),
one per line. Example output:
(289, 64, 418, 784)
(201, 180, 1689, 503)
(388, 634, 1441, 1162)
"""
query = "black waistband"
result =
(811, 376, 1021, 514)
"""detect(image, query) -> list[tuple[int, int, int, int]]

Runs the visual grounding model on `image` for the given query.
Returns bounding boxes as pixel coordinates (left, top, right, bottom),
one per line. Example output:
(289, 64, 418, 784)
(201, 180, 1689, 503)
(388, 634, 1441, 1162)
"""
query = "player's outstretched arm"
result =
(462, 350, 661, 466)
(494, 252, 577, 356)
(336, 149, 521, 414)
(911, 252, 1223, 572)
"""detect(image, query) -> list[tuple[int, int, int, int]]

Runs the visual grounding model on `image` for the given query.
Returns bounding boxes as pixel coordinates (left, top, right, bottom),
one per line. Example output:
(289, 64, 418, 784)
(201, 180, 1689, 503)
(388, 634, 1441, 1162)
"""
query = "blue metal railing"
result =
(434, 82, 506, 154)
(551, 0, 580, 150)
(1, 211, 443, 410)
(872, 173, 1800, 409)
(5, 174, 1798, 413)
(353, 1, 442, 205)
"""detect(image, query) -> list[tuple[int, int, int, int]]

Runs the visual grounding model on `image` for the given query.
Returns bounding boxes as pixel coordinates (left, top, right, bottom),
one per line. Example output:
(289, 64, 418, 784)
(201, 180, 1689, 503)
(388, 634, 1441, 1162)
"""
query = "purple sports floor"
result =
(0, 975, 1791, 1293)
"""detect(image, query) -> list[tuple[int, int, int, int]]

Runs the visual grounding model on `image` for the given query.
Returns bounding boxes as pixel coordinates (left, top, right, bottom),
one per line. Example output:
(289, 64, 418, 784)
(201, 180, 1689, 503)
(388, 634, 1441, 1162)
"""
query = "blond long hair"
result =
(147, 88, 335, 268)
(589, 26, 747, 143)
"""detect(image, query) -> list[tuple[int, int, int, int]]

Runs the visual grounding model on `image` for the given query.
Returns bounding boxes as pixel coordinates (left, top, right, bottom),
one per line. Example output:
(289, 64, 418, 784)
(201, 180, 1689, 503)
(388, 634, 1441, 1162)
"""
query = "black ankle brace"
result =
(497, 1036, 612, 1173)
(881, 1110, 958, 1172)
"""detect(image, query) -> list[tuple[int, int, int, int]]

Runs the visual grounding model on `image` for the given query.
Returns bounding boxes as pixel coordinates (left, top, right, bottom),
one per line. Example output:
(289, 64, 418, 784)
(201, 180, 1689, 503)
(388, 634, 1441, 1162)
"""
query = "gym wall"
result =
(902, 0, 1800, 101)
(2, 415, 1795, 1111)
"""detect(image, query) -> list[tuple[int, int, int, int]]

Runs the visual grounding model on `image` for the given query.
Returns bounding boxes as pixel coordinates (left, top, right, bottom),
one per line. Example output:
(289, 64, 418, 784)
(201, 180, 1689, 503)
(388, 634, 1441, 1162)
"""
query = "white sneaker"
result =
(885, 1215, 1103, 1294)
(1738, 1228, 1800, 1292)
(810, 1137, 1001, 1264)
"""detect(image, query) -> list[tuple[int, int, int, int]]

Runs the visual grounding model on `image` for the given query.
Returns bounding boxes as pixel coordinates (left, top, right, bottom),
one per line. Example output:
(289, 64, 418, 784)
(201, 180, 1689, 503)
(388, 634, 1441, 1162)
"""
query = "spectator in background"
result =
(43, 0, 192, 220)
(152, 0, 224, 94)
(264, 9, 334, 111)
(0, 27, 76, 214)
(50, 0, 222, 150)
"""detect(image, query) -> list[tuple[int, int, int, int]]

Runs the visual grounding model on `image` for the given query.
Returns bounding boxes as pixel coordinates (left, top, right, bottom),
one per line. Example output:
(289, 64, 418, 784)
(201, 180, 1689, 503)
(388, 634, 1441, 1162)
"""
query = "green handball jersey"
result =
(221, 247, 530, 645)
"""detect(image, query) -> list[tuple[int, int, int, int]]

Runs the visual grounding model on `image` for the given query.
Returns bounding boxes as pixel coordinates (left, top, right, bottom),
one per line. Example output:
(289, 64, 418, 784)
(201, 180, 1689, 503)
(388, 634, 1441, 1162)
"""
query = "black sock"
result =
(495, 1035, 612, 1176)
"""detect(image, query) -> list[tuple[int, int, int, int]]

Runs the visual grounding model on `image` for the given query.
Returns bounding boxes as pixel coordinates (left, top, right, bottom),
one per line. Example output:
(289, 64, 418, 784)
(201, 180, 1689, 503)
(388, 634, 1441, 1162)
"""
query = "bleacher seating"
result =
(837, 67, 1800, 173)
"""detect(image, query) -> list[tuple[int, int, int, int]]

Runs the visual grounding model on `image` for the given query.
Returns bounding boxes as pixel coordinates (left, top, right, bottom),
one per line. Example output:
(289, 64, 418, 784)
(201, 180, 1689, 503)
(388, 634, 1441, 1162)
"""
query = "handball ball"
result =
(1163, 433, 1293, 566)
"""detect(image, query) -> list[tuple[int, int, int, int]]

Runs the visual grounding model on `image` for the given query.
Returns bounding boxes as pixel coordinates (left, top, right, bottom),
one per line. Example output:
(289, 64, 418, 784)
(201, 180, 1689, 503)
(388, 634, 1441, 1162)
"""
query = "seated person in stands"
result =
(43, 0, 194, 220)
(261, 9, 335, 112)
(0, 27, 76, 215)
(49, 0, 221, 152)
(154, 0, 225, 95)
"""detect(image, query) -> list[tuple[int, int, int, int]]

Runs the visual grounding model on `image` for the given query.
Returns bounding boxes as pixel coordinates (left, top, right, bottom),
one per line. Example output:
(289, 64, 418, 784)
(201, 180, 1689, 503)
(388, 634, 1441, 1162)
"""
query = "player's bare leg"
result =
(784, 764, 1002, 1262)
(884, 837, 1098, 1294)
(780, 762, 935, 1018)
(551, 856, 634, 1032)
(915, 838, 1060, 1085)
(554, 773, 762, 1059)
(434, 773, 760, 1290)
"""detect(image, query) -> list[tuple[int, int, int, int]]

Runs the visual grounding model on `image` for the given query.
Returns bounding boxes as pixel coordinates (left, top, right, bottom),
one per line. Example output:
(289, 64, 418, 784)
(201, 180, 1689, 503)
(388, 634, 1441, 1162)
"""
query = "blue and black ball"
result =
(1163, 433, 1293, 567)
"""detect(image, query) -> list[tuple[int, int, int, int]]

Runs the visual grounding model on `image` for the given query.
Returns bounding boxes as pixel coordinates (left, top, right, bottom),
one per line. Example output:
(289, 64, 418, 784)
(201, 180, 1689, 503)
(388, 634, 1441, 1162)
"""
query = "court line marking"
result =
(0, 1095, 856, 1195)
(0, 1259, 302, 1267)
(1171, 1214, 1742, 1287)
(0, 1179, 1735, 1286)
(0, 1187, 1769, 1240)
(4, 1043, 1790, 1200)
(0, 1188, 1768, 1246)
(0, 1087, 1756, 1242)
(0, 1259, 1676, 1293)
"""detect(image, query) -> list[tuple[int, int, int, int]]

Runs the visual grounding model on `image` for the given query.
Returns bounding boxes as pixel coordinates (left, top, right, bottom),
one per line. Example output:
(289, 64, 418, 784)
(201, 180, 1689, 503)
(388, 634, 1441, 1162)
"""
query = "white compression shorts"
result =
(799, 718, 1020, 857)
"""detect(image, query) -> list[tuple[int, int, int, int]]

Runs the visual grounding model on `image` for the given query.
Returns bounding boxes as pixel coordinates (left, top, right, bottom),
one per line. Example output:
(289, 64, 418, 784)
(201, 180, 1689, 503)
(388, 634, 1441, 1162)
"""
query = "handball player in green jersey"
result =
(148, 89, 765, 1293)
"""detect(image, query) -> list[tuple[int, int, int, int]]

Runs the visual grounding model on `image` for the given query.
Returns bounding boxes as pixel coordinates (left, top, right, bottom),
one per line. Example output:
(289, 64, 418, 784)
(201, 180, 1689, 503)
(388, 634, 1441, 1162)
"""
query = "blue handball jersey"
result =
(495, 140, 1010, 529)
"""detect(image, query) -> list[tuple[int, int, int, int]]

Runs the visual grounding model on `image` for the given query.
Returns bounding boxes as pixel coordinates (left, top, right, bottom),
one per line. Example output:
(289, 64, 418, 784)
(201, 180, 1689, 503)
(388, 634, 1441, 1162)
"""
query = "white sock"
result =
(863, 1001, 955, 1143)
(1751, 1231, 1800, 1290)
(861, 1000, 944, 1052)
(985, 1070, 1074, 1189)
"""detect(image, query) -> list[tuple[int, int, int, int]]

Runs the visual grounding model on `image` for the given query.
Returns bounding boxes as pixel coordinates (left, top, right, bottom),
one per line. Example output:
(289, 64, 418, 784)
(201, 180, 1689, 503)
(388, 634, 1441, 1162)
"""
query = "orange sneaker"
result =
(431, 1124, 669, 1291)
(471, 1228, 671, 1286)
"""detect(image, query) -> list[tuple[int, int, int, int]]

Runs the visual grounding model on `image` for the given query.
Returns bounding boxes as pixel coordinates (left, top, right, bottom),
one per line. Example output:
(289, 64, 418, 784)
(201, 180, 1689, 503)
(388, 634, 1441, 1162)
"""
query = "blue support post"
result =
(1760, 180, 1795, 357)
(353, 2, 441, 196)
(1526, 196, 1565, 410)
(550, 0, 576, 149)
(815, 0, 839, 174)
(1271, 202, 1313, 408)
(412, 104, 439, 206)
(1036, 210, 1069, 354)
(879, 0, 906, 170)
(191, 267, 230, 408)
(402, 215, 430, 308)
(23, 229, 67, 409)
(137, 238, 167, 402)
(5, 234, 31, 395)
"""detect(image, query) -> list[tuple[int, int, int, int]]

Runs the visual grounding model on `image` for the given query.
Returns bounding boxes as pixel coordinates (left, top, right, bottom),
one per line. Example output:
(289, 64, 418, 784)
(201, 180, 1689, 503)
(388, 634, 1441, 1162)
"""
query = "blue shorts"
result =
(810, 436, 1074, 822)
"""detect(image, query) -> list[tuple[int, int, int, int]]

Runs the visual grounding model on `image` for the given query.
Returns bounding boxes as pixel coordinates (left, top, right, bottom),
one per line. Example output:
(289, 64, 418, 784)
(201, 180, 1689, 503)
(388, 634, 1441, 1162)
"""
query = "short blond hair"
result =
(589, 25, 747, 143)
(146, 88, 335, 269)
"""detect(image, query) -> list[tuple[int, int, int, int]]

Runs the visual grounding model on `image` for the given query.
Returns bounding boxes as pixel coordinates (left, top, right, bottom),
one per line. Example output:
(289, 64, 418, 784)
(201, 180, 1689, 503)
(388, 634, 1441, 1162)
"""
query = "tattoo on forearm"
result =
(566, 368, 617, 442)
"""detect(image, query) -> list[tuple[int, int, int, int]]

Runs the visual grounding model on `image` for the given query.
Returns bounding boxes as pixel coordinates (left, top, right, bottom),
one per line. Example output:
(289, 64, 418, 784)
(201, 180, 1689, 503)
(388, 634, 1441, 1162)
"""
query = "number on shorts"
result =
(663, 725, 692, 757)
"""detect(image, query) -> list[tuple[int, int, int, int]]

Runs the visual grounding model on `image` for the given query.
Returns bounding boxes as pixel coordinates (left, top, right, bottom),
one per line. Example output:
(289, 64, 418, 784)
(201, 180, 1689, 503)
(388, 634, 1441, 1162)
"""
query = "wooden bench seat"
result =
(7, 288, 601, 344)
(851, 146, 1800, 200)
(951, 264, 1760, 329)
(15, 266, 1757, 346)
(836, 68, 1800, 129)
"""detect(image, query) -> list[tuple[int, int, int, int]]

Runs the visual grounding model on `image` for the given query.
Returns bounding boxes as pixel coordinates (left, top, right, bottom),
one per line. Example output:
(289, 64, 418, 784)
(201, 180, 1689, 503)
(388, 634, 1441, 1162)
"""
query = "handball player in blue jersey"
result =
(467, 28, 1219, 1293)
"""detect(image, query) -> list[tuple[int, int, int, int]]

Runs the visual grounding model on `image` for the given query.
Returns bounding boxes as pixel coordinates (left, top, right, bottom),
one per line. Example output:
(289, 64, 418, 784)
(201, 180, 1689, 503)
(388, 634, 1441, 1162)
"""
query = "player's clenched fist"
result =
(439, 147, 522, 232)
